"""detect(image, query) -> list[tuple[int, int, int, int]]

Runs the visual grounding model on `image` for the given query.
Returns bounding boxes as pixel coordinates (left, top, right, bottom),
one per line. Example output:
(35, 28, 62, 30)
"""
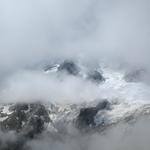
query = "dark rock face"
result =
(87, 70, 105, 83)
(0, 103, 51, 150)
(58, 60, 79, 75)
(0, 100, 112, 149)
(76, 100, 110, 128)
(96, 99, 110, 110)
(29, 103, 50, 123)
(44, 61, 106, 85)
(1, 103, 50, 137)
(77, 107, 98, 128)
(3, 111, 26, 131)
(22, 116, 45, 138)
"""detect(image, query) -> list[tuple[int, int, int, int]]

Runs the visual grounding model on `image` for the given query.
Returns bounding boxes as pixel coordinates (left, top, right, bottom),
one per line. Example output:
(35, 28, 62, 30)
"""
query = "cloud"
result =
(0, 0, 150, 104)
(0, 0, 150, 72)
(0, 70, 103, 104)
(1, 1, 150, 150)
(24, 118, 150, 150)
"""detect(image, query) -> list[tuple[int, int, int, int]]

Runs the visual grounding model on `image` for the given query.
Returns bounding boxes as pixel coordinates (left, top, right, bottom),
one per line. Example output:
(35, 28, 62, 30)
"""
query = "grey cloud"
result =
(0, 0, 150, 72)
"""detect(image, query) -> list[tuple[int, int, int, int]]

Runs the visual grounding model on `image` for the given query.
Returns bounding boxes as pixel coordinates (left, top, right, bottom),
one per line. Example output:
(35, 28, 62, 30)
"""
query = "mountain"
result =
(0, 60, 150, 150)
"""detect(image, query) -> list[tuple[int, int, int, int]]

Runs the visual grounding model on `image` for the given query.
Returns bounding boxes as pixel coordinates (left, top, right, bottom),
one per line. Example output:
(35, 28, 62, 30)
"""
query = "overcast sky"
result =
(0, 0, 150, 72)
(1, 2, 150, 149)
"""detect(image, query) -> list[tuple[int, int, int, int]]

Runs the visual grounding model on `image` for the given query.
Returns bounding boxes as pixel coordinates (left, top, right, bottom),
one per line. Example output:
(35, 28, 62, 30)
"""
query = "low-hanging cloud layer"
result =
(1, 118, 150, 150)
(0, 0, 150, 104)
(0, 0, 150, 71)
(1, 1, 150, 150)
(26, 119, 150, 150)
(0, 70, 103, 103)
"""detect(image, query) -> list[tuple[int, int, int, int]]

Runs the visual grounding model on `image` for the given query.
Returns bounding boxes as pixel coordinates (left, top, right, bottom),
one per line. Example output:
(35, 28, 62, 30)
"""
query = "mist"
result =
(0, 0, 150, 71)
(1, 1, 150, 150)
(0, 70, 103, 104)
(15, 118, 150, 150)
(0, 0, 150, 101)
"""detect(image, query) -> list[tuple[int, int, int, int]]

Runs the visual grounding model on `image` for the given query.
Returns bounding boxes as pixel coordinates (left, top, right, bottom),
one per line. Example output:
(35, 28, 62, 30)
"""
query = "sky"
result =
(0, 0, 150, 71)
(1, 1, 150, 149)
(0, 0, 150, 103)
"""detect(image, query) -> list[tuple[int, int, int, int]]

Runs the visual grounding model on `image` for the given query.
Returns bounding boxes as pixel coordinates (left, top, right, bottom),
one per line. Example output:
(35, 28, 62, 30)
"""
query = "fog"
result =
(27, 119, 150, 150)
(1, 1, 150, 149)
(0, 0, 150, 101)
(0, 0, 150, 72)
(1, 118, 150, 150)
(0, 70, 102, 103)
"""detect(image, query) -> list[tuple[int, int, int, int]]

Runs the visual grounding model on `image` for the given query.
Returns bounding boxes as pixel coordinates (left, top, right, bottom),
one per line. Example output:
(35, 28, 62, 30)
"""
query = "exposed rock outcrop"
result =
(1, 103, 50, 138)
(58, 60, 79, 75)
(87, 70, 105, 83)
(76, 100, 110, 128)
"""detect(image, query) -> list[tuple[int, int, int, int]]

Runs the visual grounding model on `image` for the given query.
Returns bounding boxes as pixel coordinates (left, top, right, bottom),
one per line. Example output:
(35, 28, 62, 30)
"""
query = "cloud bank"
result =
(0, 0, 150, 103)
(0, 0, 150, 71)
